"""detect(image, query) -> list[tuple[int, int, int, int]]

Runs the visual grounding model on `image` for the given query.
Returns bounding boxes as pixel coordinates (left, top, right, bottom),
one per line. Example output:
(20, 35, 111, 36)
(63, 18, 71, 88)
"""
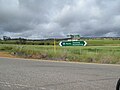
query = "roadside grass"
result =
(0, 44, 120, 64)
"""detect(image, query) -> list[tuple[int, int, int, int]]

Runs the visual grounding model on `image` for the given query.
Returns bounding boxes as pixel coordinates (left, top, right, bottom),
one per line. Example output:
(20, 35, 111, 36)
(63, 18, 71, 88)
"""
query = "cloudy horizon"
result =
(0, 0, 120, 39)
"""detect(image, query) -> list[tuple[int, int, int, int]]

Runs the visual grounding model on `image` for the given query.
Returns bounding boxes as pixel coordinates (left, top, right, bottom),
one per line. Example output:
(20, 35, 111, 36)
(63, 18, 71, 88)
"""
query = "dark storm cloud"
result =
(0, 0, 120, 39)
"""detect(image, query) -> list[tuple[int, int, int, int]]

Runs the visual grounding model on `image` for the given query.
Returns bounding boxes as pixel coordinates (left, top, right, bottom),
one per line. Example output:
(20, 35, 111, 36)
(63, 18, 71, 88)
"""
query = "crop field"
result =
(0, 44, 120, 64)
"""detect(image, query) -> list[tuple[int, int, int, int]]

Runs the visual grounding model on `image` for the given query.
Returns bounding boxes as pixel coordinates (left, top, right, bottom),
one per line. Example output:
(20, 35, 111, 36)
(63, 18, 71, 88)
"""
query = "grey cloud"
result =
(0, 0, 120, 39)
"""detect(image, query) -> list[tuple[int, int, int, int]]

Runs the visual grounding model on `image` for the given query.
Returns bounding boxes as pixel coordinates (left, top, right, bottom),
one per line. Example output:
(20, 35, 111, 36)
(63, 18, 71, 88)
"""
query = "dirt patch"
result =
(0, 52, 16, 58)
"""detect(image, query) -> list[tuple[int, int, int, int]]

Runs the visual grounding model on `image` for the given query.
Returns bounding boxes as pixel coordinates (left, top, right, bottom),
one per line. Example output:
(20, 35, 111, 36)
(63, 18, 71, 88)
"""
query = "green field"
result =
(1, 39, 120, 46)
(0, 44, 120, 64)
(86, 39, 120, 46)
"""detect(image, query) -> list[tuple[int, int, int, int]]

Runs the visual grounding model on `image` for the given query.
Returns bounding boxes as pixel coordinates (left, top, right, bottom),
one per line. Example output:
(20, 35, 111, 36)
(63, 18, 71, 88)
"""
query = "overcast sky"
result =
(0, 0, 120, 39)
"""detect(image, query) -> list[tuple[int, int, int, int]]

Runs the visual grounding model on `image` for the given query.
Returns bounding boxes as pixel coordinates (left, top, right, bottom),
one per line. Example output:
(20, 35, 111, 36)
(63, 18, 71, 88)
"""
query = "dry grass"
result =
(0, 52, 16, 58)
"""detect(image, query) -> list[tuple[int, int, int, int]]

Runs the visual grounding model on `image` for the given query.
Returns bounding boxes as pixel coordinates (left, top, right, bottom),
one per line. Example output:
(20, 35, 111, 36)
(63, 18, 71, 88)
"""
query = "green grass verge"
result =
(0, 44, 120, 64)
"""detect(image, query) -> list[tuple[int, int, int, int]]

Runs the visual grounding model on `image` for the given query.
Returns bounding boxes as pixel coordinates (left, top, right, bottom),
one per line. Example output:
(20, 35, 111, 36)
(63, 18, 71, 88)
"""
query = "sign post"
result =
(54, 38, 56, 53)
(59, 41, 87, 46)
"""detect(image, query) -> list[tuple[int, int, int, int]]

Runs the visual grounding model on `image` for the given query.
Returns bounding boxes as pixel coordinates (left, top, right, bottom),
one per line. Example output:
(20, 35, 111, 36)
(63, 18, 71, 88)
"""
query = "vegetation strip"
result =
(0, 44, 120, 64)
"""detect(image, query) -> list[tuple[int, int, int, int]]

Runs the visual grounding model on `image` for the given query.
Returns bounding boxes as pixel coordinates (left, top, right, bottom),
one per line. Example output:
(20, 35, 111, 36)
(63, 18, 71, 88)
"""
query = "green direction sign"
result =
(59, 41, 87, 46)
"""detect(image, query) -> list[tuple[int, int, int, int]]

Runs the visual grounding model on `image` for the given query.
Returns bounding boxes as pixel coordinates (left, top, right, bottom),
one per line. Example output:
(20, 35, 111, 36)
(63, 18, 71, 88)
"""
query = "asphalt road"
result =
(0, 58, 120, 90)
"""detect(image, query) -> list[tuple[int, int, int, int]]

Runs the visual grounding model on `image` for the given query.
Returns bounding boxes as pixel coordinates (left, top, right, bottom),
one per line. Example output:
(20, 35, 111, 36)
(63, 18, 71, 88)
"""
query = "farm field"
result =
(86, 39, 120, 46)
(1, 39, 120, 46)
(0, 43, 120, 64)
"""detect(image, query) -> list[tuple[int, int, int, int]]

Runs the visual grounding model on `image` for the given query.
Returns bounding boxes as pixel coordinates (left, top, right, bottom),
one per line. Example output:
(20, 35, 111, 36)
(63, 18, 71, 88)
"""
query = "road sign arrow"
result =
(59, 40, 87, 46)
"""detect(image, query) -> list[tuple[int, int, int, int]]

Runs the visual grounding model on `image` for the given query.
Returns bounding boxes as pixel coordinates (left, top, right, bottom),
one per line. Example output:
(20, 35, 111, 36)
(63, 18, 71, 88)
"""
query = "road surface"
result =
(0, 58, 120, 90)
